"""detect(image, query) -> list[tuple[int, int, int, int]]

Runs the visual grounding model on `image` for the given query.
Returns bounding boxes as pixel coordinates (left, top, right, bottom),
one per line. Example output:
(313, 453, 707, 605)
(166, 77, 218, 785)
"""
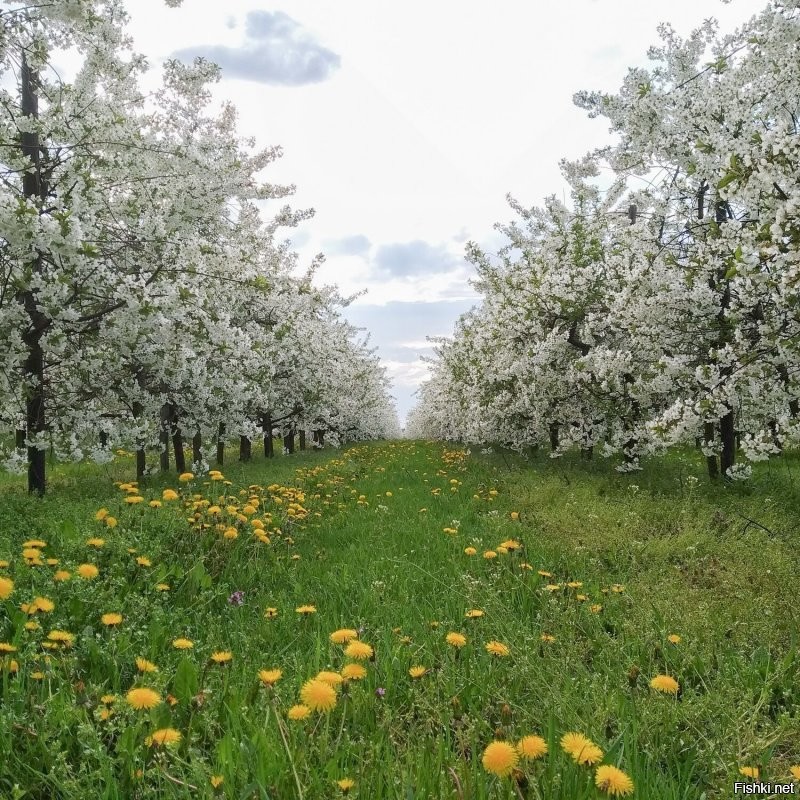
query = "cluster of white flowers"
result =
(408, 0, 799, 479)
(0, 1, 399, 491)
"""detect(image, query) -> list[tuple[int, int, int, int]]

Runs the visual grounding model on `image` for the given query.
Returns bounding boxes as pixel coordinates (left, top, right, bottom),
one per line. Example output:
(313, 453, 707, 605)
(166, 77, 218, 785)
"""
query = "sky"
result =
(123, 0, 767, 426)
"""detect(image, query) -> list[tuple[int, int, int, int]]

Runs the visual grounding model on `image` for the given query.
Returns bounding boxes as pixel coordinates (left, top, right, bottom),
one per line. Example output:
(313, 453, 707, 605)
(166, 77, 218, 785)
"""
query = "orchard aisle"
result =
(2, 441, 799, 798)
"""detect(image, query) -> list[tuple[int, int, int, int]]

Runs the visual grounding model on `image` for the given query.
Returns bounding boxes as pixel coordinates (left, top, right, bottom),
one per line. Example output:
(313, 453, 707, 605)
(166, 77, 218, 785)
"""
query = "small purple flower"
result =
(375, 687, 386, 698)
(228, 590, 245, 606)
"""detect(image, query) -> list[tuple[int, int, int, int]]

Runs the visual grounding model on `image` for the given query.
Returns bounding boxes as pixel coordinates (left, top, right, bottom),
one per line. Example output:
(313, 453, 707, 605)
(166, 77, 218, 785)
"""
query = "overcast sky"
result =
(126, 0, 766, 425)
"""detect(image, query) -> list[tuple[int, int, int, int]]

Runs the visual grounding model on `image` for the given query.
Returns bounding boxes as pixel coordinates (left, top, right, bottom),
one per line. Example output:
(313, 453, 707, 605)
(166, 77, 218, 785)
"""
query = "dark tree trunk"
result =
(171, 406, 186, 474)
(133, 400, 146, 479)
(262, 414, 274, 458)
(159, 403, 170, 472)
(284, 427, 295, 454)
(16, 428, 26, 450)
(19, 55, 48, 496)
(704, 422, 719, 479)
(299, 429, 306, 450)
(216, 422, 225, 466)
(768, 420, 780, 451)
(192, 431, 202, 465)
(720, 410, 736, 477)
(99, 430, 108, 447)
(548, 423, 559, 452)
(239, 435, 251, 462)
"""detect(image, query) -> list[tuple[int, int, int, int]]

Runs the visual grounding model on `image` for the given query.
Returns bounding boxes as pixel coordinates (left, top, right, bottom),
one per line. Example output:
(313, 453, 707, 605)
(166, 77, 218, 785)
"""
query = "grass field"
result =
(1, 440, 799, 799)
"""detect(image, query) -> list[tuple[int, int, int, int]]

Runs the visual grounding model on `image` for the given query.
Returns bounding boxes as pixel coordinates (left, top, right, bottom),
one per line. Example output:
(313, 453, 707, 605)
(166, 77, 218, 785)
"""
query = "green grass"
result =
(1, 441, 799, 799)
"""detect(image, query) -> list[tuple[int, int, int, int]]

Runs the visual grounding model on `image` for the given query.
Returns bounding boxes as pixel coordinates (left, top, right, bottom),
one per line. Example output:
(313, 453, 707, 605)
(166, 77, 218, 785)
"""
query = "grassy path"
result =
(1, 441, 799, 799)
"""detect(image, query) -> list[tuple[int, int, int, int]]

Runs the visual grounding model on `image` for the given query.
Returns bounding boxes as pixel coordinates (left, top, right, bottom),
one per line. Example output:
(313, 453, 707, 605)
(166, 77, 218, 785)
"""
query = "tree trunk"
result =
(192, 431, 202, 465)
(159, 403, 170, 472)
(170, 406, 186, 474)
(284, 427, 295, 454)
(548, 423, 559, 452)
(299, 429, 306, 450)
(133, 400, 146, 479)
(216, 422, 225, 466)
(719, 409, 736, 477)
(704, 422, 719, 479)
(262, 414, 274, 458)
(19, 54, 48, 496)
(99, 430, 109, 447)
(15, 428, 26, 450)
(239, 435, 251, 462)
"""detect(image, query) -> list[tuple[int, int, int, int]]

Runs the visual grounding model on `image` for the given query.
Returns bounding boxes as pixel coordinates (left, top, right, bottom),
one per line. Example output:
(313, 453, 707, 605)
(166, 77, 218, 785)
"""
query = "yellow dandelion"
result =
(100, 694, 117, 704)
(178, 472, 194, 483)
(149, 500, 162, 508)
(155, 583, 170, 591)
(295, 605, 317, 614)
(485, 641, 510, 657)
(464, 547, 477, 556)
(136, 556, 152, 567)
(287, 704, 310, 720)
(0, 642, 17, 653)
(105, 516, 117, 528)
(650, 675, 680, 695)
(481, 740, 519, 777)
(0, 576, 13, 599)
(540, 634, 555, 643)
(316, 670, 344, 687)
(24, 621, 39, 631)
(465, 609, 484, 619)
(32, 597, 54, 613)
(337, 778, 355, 793)
(172, 638, 194, 650)
(483, 550, 497, 559)
(258, 669, 282, 686)
(517, 735, 548, 760)
(86, 538, 105, 548)
(264, 607, 278, 619)
(210, 775, 224, 788)
(341, 663, 367, 681)
(126, 687, 161, 710)
(739, 767, 760, 779)
(667, 634, 681, 644)
(330, 628, 358, 644)
(211, 651, 233, 664)
(77, 564, 99, 580)
(101, 613, 123, 626)
(300, 678, 337, 712)
(94, 508, 109, 521)
(136, 658, 158, 673)
(409, 665, 428, 678)
(162, 489, 179, 501)
(595, 764, 634, 796)
(47, 630, 75, 645)
(125, 495, 144, 505)
(446, 632, 467, 648)
(560, 732, 603, 765)
(590, 604, 603, 613)
(344, 641, 373, 660)
(147, 728, 181, 747)
(790, 766, 800, 780)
